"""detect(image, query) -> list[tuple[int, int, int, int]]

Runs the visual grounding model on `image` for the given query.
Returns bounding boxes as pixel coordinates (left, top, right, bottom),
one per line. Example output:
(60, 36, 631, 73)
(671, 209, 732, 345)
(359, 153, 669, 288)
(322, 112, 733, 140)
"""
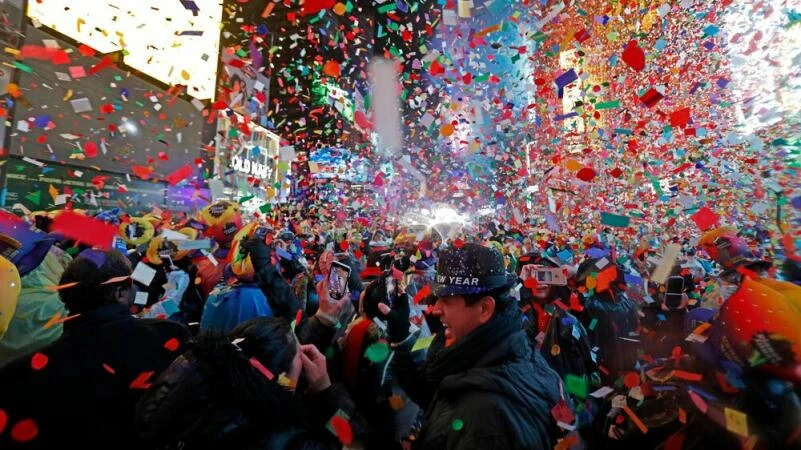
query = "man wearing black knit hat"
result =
(380, 243, 564, 450)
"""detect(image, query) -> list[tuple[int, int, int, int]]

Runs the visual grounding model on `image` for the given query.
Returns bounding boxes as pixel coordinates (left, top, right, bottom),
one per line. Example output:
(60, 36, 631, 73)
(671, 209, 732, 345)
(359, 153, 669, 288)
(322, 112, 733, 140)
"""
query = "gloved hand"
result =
(377, 293, 412, 343)
(240, 236, 273, 271)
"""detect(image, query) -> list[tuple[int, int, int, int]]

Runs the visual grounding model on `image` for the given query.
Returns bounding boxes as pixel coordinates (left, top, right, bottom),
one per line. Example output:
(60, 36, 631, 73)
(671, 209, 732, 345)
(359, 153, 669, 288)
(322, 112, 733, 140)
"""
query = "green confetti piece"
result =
(66, 246, 80, 256)
(13, 61, 33, 73)
(613, 128, 633, 135)
(589, 318, 598, 331)
(595, 100, 620, 110)
(364, 342, 390, 363)
(565, 374, 588, 399)
(377, 3, 396, 13)
(259, 203, 272, 214)
(451, 419, 464, 431)
(600, 212, 630, 228)
(239, 195, 255, 203)
(411, 335, 435, 352)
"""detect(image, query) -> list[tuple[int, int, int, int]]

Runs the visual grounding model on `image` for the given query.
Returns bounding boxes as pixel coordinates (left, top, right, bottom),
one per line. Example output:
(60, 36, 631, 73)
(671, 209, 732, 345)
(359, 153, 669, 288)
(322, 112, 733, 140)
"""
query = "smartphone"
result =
(328, 260, 351, 300)
(385, 276, 398, 307)
(521, 264, 567, 286)
(665, 276, 684, 309)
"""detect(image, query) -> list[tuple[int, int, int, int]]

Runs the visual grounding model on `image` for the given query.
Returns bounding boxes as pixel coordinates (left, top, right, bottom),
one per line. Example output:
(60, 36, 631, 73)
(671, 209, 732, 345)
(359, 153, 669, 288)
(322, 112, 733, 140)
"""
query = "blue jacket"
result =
(200, 284, 272, 334)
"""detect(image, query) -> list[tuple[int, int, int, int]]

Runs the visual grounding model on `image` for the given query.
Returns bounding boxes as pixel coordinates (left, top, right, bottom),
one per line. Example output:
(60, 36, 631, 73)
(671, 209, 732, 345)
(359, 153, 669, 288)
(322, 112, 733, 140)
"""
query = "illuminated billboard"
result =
(27, 0, 223, 100)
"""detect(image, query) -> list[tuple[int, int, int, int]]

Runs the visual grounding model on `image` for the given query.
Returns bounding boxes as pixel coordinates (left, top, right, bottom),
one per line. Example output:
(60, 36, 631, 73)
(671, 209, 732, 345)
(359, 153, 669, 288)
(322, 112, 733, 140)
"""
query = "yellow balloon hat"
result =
(0, 256, 21, 338)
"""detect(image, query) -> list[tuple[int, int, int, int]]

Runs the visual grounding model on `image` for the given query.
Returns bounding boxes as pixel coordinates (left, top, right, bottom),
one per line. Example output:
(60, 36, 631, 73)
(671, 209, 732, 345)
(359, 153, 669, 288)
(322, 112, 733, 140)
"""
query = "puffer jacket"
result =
(0, 247, 70, 365)
(415, 331, 561, 450)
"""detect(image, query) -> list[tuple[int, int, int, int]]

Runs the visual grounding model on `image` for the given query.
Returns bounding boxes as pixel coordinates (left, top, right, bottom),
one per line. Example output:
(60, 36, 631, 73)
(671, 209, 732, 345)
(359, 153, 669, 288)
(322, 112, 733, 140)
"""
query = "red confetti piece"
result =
(330, 415, 353, 445)
(339, 240, 349, 251)
(413, 285, 431, 305)
(129, 371, 155, 389)
(576, 167, 596, 182)
(689, 206, 719, 231)
(84, 141, 99, 158)
(0, 409, 7, 435)
(639, 88, 664, 108)
(102, 363, 116, 374)
(452, 239, 465, 249)
(301, 0, 335, 15)
(621, 40, 645, 71)
(623, 372, 640, 389)
(78, 44, 96, 57)
(10, 418, 38, 442)
(132, 165, 154, 180)
(88, 55, 114, 75)
(249, 356, 274, 380)
(166, 164, 193, 186)
(294, 309, 303, 329)
(669, 107, 691, 127)
(163, 338, 180, 351)
(30, 352, 48, 371)
(323, 60, 341, 78)
(51, 212, 117, 250)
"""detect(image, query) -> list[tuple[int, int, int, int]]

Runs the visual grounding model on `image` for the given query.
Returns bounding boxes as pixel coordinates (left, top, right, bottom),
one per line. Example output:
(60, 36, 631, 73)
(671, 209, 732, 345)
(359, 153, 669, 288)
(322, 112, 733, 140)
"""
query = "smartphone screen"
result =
(328, 261, 351, 300)
(665, 276, 684, 308)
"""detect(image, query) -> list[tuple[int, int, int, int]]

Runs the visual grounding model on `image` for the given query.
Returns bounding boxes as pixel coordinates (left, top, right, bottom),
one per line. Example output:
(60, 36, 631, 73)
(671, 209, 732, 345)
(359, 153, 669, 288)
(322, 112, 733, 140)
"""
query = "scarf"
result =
(424, 308, 521, 387)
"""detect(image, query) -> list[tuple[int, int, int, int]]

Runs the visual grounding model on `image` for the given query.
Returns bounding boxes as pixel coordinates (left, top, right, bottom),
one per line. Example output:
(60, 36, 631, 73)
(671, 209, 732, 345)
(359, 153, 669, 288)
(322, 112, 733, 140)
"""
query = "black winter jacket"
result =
(393, 311, 562, 450)
(0, 304, 190, 449)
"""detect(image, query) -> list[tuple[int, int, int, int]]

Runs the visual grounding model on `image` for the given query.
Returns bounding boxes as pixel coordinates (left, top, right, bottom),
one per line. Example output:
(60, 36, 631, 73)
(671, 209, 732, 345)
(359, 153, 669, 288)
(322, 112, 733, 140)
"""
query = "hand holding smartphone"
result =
(327, 260, 351, 301)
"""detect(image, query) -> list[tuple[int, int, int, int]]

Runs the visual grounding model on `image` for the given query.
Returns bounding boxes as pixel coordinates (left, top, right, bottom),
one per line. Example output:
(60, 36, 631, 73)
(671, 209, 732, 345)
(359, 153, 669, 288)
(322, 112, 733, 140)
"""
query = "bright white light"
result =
(27, 0, 223, 100)
(429, 206, 469, 226)
(120, 118, 138, 135)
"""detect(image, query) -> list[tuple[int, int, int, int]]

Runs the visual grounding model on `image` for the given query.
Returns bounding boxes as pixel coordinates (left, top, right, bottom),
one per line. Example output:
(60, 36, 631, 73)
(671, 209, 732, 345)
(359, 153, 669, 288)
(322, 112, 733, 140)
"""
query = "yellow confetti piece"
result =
(4, 47, 19, 56)
(181, 70, 190, 81)
(77, 17, 85, 33)
(63, 89, 73, 101)
(724, 407, 749, 437)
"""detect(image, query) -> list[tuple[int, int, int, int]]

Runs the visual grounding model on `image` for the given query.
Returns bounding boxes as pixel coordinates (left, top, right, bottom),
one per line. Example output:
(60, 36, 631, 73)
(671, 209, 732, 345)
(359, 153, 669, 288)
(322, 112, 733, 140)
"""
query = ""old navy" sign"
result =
(230, 156, 270, 179)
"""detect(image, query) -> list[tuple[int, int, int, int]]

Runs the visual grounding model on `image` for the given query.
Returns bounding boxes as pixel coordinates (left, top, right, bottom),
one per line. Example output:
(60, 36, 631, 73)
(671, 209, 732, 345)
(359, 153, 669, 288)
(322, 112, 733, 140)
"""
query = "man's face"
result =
(432, 295, 484, 347)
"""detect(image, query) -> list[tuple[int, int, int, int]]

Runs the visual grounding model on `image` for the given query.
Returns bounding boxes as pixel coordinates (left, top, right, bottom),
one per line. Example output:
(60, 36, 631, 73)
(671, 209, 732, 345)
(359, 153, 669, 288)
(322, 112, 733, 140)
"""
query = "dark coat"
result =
(135, 339, 363, 450)
(395, 325, 562, 450)
(0, 304, 190, 449)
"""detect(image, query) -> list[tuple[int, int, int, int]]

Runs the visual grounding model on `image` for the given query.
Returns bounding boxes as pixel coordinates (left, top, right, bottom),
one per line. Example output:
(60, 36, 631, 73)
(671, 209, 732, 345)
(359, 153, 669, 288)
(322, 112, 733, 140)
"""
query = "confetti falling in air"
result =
(329, 414, 353, 446)
(129, 371, 155, 390)
(163, 338, 180, 352)
(30, 353, 48, 371)
(10, 418, 39, 442)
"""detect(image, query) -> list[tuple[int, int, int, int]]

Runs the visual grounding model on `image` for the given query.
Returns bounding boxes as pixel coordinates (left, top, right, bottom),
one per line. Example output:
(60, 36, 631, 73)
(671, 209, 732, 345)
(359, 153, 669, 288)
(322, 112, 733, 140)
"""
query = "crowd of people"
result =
(0, 200, 800, 450)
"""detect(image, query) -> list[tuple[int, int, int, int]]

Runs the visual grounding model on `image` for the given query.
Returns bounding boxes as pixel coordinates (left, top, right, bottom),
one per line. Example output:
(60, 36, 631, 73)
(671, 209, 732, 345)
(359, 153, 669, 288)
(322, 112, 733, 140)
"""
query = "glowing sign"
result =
(27, 0, 223, 100)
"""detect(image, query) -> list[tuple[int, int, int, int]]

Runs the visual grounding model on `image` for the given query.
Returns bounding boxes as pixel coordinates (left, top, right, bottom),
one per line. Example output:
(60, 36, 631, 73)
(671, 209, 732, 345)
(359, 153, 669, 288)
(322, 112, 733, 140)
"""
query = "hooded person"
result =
(381, 242, 563, 450)
(135, 317, 369, 449)
(0, 210, 69, 364)
(0, 248, 190, 449)
(200, 223, 274, 334)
